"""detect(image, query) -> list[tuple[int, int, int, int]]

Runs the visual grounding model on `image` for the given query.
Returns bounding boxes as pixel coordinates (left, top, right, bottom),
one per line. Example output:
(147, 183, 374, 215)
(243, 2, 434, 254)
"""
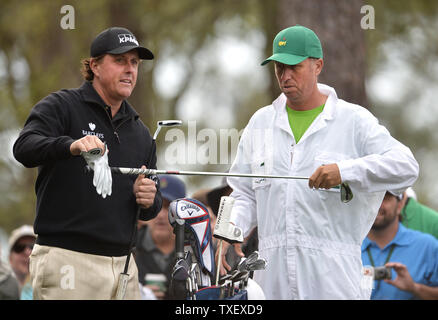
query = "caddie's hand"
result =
(70, 135, 105, 156)
(308, 163, 341, 190)
(133, 165, 157, 209)
(215, 241, 244, 276)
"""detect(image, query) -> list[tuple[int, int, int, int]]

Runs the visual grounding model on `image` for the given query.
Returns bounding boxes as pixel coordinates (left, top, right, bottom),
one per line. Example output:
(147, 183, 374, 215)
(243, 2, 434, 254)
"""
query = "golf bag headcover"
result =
(168, 198, 215, 276)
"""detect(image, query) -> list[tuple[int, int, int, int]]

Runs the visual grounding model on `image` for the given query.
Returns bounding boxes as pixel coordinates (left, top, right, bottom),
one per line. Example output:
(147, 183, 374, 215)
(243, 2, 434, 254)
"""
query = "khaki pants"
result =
(30, 244, 141, 300)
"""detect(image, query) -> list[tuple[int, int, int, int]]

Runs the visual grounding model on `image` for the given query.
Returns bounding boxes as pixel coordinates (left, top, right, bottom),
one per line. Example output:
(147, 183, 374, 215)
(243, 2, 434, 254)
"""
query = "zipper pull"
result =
(114, 131, 120, 144)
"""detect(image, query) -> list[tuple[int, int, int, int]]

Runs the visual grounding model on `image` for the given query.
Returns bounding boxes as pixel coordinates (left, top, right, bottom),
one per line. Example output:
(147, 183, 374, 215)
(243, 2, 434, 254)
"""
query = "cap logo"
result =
(278, 40, 287, 47)
(118, 34, 139, 46)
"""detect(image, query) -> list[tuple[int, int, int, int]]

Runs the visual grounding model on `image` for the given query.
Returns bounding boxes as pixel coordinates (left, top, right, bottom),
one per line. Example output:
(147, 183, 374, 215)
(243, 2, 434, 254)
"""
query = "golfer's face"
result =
(94, 50, 140, 101)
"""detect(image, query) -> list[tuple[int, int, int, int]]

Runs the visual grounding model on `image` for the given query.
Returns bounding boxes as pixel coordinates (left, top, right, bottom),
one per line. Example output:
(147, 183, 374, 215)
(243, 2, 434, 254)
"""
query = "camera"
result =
(373, 266, 392, 280)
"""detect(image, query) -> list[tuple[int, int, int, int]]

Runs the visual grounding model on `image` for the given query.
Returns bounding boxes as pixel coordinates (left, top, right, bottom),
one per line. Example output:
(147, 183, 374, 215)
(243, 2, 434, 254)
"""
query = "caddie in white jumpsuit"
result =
(219, 26, 419, 299)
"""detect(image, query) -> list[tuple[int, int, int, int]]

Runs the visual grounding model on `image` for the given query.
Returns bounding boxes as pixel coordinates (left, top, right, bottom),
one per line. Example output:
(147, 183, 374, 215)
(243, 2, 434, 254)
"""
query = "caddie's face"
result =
(92, 50, 140, 103)
(275, 58, 322, 107)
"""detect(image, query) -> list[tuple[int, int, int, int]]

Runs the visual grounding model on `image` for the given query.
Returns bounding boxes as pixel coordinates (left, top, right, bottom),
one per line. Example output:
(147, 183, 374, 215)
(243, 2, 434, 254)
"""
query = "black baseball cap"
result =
(90, 27, 154, 60)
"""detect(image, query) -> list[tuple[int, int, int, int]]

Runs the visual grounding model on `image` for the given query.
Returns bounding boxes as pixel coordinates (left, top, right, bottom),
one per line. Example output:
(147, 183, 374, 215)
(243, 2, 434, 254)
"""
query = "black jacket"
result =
(13, 81, 162, 256)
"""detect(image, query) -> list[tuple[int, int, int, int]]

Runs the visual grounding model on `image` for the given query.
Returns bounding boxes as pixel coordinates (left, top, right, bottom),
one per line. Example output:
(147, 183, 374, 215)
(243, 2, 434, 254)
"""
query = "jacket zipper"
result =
(113, 118, 131, 144)
(102, 105, 130, 144)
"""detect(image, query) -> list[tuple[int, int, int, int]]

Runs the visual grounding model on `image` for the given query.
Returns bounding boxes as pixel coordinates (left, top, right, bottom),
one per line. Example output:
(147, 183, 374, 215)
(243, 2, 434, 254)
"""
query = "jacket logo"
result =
(82, 122, 104, 139)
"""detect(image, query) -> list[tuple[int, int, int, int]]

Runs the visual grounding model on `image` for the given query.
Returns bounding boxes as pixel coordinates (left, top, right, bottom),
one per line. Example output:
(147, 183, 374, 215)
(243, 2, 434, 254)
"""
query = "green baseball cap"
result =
(261, 25, 323, 66)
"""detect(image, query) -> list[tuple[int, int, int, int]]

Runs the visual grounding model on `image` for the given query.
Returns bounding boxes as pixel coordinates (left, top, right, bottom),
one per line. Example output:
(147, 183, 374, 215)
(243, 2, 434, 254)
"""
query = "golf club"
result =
(153, 120, 183, 140)
(115, 119, 182, 300)
(92, 166, 354, 203)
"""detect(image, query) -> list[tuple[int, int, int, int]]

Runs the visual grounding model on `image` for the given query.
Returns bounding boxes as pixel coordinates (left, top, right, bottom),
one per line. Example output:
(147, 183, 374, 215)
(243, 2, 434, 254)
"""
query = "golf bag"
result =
(168, 198, 249, 300)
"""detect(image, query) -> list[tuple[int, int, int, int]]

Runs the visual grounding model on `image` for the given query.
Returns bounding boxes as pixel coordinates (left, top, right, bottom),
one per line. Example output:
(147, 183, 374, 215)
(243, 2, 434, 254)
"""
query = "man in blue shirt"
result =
(362, 191, 438, 299)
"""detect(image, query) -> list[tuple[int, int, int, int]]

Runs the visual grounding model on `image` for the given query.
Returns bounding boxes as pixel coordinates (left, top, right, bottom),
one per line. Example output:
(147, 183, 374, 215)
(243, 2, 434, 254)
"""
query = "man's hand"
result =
(384, 262, 415, 293)
(308, 163, 341, 189)
(70, 135, 105, 156)
(215, 241, 244, 276)
(133, 165, 157, 209)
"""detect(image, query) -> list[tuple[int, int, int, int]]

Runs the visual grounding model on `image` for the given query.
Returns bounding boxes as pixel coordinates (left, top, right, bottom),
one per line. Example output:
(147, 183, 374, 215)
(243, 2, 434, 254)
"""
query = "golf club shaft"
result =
(216, 240, 223, 286)
(85, 165, 353, 202)
(110, 167, 309, 180)
(106, 166, 353, 202)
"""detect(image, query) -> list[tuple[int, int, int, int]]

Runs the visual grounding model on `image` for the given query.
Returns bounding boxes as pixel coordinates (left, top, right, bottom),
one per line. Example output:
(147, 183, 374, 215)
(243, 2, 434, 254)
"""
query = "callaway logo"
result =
(118, 34, 139, 46)
(181, 203, 200, 214)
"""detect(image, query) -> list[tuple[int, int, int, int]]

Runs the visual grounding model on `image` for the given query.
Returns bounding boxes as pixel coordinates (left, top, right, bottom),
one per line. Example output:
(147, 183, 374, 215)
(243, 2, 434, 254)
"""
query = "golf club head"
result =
(153, 120, 183, 140)
(218, 274, 233, 285)
(232, 271, 249, 283)
(246, 258, 267, 271)
(158, 120, 183, 127)
(237, 251, 260, 272)
(340, 183, 353, 203)
(172, 259, 191, 281)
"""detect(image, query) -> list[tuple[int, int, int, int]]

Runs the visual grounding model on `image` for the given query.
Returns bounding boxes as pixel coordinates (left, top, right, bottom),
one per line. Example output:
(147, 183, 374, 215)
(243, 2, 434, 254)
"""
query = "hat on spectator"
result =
(8, 225, 35, 249)
(159, 175, 186, 202)
(388, 190, 403, 201)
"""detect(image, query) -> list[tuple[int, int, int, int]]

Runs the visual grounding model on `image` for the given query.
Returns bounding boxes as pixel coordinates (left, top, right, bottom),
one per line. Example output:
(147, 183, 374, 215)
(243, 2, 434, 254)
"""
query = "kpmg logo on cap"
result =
(118, 34, 139, 46)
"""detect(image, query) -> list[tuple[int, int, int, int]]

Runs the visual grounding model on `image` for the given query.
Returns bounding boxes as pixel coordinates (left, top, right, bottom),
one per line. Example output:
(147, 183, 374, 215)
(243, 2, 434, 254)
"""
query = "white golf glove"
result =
(81, 146, 112, 198)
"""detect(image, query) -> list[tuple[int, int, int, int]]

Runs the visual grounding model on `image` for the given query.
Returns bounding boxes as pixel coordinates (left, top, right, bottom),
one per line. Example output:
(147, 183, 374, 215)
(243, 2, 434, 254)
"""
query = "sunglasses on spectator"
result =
(12, 243, 34, 253)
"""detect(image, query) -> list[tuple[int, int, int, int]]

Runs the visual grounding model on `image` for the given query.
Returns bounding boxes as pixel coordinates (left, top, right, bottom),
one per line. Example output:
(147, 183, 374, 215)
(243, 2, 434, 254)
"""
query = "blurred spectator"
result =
(8, 225, 36, 300)
(0, 245, 20, 300)
(362, 191, 438, 299)
(135, 175, 186, 300)
(400, 187, 438, 239)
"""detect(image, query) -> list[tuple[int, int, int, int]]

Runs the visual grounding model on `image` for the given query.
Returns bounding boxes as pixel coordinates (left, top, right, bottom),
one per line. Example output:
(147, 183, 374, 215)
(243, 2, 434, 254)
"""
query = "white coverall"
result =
(227, 84, 419, 299)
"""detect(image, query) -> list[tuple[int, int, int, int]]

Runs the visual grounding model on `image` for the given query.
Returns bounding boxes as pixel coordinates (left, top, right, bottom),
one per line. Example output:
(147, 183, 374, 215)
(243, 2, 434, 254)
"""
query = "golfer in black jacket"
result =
(13, 27, 162, 299)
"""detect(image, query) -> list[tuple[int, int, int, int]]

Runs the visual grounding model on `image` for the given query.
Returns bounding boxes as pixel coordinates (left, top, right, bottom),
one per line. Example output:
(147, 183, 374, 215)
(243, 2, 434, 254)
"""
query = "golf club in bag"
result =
(168, 198, 216, 299)
(212, 196, 266, 300)
(167, 196, 266, 300)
